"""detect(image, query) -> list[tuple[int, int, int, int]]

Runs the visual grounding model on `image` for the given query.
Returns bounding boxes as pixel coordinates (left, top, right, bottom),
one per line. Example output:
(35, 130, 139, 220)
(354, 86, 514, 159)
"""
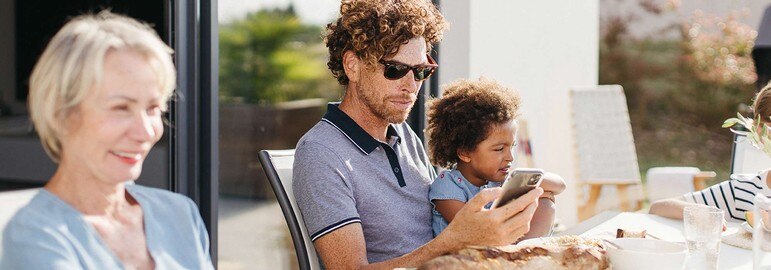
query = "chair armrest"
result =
(692, 171, 716, 191)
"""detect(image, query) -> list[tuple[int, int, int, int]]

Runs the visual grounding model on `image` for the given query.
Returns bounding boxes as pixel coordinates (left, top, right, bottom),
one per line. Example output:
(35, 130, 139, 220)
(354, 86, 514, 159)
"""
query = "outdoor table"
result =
(557, 211, 752, 270)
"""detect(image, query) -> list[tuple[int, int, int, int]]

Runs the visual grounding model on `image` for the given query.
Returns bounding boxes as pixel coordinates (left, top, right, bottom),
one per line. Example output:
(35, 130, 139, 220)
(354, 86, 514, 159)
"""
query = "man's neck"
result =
(338, 88, 390, 142)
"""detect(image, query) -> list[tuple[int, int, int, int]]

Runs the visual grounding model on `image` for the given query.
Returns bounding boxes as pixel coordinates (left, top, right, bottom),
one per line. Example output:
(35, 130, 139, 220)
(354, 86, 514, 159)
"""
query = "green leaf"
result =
(723, 118, 740, 128)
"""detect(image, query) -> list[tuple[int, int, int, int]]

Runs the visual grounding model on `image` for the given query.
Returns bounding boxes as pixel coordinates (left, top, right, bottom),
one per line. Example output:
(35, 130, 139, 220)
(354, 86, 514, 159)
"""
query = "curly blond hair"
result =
(324, 0, 447, 85)
(426, 78, 522, 168)
(755, 82, 771, 124)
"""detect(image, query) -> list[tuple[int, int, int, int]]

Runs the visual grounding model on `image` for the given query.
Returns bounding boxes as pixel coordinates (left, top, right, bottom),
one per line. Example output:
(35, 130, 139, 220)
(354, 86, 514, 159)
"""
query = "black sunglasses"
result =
(378, 55, 438, 81)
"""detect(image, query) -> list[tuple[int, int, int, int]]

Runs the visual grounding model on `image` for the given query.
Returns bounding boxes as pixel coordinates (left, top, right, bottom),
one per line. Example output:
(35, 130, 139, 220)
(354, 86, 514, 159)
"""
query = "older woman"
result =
(0, 12, 213, 269)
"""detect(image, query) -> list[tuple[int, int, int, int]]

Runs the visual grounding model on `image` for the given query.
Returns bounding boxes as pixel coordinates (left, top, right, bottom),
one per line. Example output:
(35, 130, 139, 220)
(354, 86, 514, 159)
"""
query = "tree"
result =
(219, 7, 340, 104)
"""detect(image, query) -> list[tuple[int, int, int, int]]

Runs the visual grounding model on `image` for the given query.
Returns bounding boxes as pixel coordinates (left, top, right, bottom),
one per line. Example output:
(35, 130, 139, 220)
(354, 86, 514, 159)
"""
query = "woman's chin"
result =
(108, 168, 144, 183)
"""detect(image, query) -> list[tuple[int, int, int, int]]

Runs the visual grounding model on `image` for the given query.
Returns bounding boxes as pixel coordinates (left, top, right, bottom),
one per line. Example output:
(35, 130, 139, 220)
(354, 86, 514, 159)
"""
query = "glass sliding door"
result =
(216, 1, 339, 269)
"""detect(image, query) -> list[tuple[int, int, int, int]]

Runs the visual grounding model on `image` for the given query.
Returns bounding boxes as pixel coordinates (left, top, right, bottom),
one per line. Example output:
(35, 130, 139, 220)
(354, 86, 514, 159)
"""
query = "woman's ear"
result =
(342, 50, 361, 83)
(457, 148, 472, 163)
(54, 108, 75, 137)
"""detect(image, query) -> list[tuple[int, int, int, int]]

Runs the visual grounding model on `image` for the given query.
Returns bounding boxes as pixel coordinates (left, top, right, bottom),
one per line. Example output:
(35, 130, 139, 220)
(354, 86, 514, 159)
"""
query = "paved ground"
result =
(218, 196, 296, 270)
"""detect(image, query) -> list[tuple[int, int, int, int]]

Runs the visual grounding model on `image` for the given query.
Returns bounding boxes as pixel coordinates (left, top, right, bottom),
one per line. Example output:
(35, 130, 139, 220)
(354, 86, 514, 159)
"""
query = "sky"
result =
(218, 0, 340, 25)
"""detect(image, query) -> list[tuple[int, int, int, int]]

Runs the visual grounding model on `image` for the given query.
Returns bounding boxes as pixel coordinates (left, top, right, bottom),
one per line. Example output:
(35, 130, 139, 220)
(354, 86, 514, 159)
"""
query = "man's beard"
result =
(359, 88, 414, 124)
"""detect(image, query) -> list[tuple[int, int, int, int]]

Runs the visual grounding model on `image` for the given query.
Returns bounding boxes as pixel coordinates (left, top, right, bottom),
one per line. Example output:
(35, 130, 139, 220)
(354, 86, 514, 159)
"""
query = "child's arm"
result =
(434, 199, 466, 222)
(650, 196, 727, 230)
(519, 172, 564, 240)
(521, 197, 555, 240)
(649, 197, 690, 219)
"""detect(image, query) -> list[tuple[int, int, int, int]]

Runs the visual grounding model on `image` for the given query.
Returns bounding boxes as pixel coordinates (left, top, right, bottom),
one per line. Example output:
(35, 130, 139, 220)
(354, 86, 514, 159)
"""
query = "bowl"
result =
(606, 238, 686, 270)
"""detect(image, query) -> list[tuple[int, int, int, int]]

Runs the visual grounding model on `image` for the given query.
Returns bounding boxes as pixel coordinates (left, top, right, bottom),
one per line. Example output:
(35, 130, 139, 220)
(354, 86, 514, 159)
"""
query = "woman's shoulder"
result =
(5, 190, 72, 227)
(3, 191, 78, 250)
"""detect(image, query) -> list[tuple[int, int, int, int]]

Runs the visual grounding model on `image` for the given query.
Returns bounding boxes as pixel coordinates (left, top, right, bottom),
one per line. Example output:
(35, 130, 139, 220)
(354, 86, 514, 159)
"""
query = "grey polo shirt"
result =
(292, 103, 437, 264)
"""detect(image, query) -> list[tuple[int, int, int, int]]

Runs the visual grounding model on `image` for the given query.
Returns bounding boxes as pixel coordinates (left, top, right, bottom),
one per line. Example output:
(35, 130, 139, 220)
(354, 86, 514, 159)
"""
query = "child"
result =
(649, 83, 771, 222)
(425, 78, 566, 238)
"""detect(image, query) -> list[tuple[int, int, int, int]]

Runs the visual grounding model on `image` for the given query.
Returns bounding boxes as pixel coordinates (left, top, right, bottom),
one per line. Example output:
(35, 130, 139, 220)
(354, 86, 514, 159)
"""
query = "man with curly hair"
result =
(292, 0, 544, 268)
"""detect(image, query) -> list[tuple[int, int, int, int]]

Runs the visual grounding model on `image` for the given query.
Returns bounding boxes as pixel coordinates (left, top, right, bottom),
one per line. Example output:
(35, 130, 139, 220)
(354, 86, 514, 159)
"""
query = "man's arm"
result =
(313, 187, 542, 270)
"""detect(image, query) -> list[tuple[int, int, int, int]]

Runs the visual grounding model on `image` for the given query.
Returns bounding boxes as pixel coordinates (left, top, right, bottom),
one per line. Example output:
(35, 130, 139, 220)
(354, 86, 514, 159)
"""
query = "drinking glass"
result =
(683, 205, 723, 270)
(754, 194, 771, 270)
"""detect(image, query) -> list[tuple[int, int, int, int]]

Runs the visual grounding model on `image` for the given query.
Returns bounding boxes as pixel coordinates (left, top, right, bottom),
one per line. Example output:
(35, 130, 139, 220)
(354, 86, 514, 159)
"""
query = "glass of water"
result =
(683, 205, 723, 270)
(754, 194, 771, 270)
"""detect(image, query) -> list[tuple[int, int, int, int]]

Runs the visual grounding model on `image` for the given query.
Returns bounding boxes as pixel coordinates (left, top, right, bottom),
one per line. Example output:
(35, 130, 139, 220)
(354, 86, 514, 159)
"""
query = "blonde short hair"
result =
(28, 10, 176, 163)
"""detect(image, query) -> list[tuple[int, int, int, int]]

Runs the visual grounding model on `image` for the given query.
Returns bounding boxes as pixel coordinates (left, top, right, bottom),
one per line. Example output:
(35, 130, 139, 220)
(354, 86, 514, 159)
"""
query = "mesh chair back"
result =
(570, 85, 641, 182)
(258, 149, 321, 270)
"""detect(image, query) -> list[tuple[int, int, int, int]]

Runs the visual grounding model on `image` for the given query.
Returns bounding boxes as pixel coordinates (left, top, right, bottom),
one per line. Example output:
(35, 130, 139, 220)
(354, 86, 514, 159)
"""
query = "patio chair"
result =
(258, 149, 322, 270)
(569, 85, 714, 220)
(645, 167, 716, 202)
(731, 133, 771, 174)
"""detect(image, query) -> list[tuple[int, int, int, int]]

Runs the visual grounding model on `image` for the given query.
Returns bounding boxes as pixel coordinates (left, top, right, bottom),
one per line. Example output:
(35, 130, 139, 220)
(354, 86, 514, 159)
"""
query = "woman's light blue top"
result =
(429, 169, 498, 236)
(0, 184, 214, 270)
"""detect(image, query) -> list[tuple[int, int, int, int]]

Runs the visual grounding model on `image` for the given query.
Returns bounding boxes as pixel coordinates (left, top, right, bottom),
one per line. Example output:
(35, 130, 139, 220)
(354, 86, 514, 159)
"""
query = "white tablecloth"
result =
(575, 212, 751, 270)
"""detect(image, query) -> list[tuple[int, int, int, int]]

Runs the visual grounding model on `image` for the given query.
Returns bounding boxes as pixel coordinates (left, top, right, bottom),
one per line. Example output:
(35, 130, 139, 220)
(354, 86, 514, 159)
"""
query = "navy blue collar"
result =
(321, 103, 402, 155)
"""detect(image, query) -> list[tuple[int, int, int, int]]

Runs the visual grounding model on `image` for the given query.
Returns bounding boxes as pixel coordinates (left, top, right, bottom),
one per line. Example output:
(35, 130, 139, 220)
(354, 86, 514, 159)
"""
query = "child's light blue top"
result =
(429, 169, 497, 236)
(0, 184, 214, 270)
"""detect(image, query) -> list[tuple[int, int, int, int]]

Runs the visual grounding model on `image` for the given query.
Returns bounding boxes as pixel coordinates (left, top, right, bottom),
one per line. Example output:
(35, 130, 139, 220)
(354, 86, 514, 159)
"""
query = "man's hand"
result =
(439, 187, 543, 250)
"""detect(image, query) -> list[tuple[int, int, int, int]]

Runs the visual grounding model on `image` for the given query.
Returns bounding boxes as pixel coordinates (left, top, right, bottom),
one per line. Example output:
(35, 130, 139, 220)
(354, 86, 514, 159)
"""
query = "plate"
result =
(516, 236, 603, 247)
(741, 222, 753, 233)
(516, 237, 551, 246)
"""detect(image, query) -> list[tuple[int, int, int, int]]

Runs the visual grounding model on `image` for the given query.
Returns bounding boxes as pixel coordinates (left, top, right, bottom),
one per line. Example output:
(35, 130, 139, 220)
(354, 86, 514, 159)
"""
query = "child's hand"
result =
(540, 191, 555, 203)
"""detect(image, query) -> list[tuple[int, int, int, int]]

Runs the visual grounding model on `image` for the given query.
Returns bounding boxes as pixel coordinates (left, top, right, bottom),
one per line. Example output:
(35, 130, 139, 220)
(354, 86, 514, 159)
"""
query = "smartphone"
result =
(490, 168, 544, 208)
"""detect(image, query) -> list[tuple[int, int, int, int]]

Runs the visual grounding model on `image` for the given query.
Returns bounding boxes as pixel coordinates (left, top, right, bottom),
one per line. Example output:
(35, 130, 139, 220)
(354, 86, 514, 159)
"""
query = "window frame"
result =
(168, 0, 219, 263)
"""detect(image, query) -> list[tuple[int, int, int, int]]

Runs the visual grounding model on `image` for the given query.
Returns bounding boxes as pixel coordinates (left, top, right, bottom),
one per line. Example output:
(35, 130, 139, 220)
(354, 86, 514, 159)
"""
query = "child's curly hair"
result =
(755, 82, 771, 124)
(426, 78, 522, 168)
(324, 0, 447, 85)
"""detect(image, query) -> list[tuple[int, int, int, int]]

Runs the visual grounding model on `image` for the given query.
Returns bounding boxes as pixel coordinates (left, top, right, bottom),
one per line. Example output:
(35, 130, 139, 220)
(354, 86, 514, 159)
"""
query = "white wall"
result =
(440, 1, 599, 226)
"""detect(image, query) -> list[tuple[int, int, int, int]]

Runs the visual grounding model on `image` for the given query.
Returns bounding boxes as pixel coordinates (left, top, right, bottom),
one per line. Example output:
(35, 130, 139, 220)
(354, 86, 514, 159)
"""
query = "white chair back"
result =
(258, 150, 321, 270)
(731, 134, 771, 174)
(645, 167, 701, 202)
